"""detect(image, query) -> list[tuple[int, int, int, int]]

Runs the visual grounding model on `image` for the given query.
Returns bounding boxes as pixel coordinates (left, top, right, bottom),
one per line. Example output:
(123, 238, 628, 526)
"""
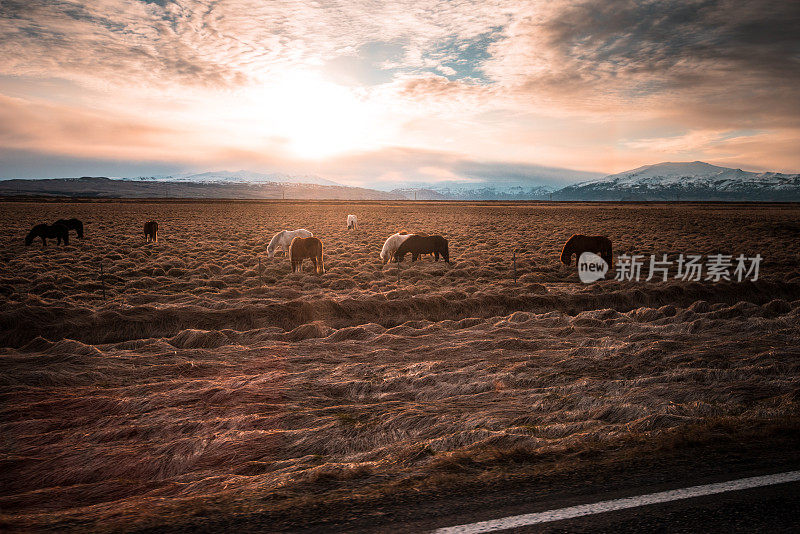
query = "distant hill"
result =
(4, 162, 798, 201)
(161, 170, 341, 186)
(0, 176, 402, 200)
(553, 161, 800, 201)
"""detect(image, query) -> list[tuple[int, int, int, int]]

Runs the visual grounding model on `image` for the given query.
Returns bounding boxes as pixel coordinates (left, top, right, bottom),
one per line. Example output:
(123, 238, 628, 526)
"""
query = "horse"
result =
(25, 223, 69, 246)
(560, 234, 613, 267)
(144, 221, 158, 243)
(54, 218, 84, 239)
(395, 234, 449, 263)
(347, 214, 358, 229)
(380, 231, 412, 264)
(289, 236, 324, 274)
(268, 229, 312, 258)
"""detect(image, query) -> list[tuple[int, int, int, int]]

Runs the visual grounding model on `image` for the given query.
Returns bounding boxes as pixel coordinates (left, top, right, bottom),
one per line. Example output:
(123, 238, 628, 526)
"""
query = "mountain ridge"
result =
(2, 161, 798, 201)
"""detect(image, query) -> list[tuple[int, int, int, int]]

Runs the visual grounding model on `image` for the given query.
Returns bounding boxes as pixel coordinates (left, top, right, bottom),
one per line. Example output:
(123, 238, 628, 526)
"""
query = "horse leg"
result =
(434, 251, 439, 261)
(41, 236, 46, 247)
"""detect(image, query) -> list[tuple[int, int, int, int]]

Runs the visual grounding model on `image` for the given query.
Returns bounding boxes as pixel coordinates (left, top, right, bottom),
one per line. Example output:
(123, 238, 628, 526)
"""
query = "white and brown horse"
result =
(268, 229, 312, 258)
(347, 214, 358, 229)
(379, 232, 413, 264)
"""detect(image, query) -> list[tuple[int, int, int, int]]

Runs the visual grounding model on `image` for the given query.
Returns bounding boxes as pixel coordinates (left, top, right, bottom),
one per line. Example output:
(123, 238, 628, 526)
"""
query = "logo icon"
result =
(578, 252, 608, 283)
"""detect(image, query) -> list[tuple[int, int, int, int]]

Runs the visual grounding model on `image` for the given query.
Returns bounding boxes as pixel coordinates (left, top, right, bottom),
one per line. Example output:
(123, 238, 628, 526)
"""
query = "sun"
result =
(246, 71, 377, 159)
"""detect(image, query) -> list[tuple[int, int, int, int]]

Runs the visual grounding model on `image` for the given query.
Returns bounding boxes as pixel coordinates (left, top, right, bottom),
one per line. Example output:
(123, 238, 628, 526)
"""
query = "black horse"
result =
(25, 223, 70, 246)
(54, 218, 84, 239)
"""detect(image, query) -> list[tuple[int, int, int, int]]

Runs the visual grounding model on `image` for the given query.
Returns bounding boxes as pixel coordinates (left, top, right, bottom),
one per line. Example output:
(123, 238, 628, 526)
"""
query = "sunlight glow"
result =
(245, 71, 380, 159)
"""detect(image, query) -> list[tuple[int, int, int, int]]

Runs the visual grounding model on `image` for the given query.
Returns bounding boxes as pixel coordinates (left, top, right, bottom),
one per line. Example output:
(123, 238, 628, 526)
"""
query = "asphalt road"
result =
(139, 437, 800, 533)
(426, 477, 800, 533)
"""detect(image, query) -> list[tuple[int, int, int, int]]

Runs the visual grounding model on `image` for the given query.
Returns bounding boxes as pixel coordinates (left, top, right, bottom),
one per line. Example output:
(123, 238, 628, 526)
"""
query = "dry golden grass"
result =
(0, 200, 798, 531)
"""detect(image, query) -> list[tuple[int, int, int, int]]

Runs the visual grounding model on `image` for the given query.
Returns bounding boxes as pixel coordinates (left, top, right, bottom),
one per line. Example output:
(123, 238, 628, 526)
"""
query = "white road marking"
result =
(433, 470, 800, 534)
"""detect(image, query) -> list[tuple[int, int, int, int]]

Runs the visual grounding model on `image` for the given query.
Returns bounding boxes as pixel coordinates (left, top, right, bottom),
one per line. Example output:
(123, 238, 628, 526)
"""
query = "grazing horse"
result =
(267, 229, 312, 258)
(54, 218, 84, 238)
(144, 221, 158, 243)
(25, 223, 69, 246)
(380, 231, 412, 264)
(347, 214, 358, 229)
(395, 234, 449, 263)
(289, 236, 324, 274)
(560, 234, 613, 267)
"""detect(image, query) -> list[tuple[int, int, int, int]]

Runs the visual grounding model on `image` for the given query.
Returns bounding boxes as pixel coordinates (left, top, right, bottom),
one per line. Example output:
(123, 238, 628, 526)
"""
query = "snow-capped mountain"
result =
(554, 161, 800, 200)
(392, 184, 556, 200)
(148, 170, 340, 186)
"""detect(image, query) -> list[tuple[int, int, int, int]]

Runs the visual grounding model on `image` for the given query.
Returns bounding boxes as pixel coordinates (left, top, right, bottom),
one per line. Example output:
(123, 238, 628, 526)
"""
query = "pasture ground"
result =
(1, 200, 798, 531)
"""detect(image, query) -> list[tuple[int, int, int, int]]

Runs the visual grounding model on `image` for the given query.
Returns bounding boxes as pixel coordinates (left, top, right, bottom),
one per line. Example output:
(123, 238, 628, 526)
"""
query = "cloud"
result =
(483, 0, 800, 126)
(0, 0, 797, 178)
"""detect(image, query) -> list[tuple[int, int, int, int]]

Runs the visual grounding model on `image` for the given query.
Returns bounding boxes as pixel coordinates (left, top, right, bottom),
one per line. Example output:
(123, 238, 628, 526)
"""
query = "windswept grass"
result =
(0, 200, 798, 531)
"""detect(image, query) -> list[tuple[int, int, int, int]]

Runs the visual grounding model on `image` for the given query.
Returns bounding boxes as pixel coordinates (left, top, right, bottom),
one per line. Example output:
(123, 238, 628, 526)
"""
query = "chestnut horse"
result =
(25, 223, 69, 246)
(560, 234, 612, 267)
(395, 234, 449, 263)
(289, 236, 324, 274)
(144, 221, 158, 243)
(54, 218, 84, 239)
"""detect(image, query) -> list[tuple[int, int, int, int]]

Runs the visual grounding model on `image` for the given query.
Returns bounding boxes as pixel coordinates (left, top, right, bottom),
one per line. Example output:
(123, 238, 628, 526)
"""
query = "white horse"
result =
(379, 232, 412, 264)
(347, 214, 358, 230)
(268, 229, 313, 258)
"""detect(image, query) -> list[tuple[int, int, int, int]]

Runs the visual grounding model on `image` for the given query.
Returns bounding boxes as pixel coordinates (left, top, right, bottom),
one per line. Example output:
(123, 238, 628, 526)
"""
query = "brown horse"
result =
(560, 234, 612, 267)
(25, 223, 69, 246)
(394, 234, 449, 263)
(144, 221, 158, 243)
(54, 218, 84, 239)
(289, 236, 324, 274)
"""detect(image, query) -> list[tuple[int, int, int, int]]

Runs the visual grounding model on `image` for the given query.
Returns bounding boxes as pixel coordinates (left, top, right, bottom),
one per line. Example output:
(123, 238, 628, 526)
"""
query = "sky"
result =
(1, 0, 798, 187)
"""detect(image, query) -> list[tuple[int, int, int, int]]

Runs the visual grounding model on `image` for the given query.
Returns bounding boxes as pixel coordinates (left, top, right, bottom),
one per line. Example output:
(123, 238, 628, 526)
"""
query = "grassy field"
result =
(1, 200, 799, 531)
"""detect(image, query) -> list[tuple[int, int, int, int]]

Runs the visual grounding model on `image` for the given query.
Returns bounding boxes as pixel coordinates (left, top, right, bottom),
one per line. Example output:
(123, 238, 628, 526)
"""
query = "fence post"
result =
(100, 261, 106, 300)
(513, 250, 517, 285)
